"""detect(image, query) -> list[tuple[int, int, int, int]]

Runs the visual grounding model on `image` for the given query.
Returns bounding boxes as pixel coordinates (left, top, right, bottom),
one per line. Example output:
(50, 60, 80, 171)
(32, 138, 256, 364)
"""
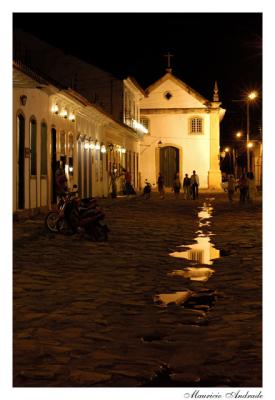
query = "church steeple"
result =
(164, 52, 174, 73)
(213, 80, 219, 102)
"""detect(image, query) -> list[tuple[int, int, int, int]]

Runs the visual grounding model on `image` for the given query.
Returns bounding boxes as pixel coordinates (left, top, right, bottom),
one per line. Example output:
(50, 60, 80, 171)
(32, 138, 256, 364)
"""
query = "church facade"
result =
(139, 70, 225, 189)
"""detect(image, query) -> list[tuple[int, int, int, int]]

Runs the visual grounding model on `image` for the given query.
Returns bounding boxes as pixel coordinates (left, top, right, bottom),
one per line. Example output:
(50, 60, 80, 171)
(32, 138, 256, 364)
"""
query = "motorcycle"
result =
(45, 186, 109, 241)
(65, 196, 109, 241)
(44, 185, 78, 233)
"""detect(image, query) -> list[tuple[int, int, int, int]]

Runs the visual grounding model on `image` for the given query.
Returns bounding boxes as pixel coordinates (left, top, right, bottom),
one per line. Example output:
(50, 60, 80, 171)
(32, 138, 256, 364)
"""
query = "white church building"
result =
(139, 67, 226, 189)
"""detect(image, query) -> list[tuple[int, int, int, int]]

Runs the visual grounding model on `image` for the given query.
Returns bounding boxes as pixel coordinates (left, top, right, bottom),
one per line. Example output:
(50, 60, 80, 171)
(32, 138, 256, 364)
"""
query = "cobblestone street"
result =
(13, 192, 262, 387)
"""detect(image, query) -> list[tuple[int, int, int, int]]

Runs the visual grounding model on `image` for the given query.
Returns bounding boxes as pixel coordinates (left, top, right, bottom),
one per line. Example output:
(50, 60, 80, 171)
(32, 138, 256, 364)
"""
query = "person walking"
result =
(183, 173, 191, 200)
(227, 174, 236, 203)
(157, 172, 165, 199)
(190, 170, 199, 200)
(173, 172, 181, 198)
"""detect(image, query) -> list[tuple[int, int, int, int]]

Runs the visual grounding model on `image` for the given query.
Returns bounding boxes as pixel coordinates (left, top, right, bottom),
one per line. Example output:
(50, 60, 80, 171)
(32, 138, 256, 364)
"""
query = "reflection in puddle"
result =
(154, 291, 192, 307)
(169, 236, 220, 265)
(154, 289, 218, 309)
(169, 202, 220, 265)
(168, 267, 215, 282)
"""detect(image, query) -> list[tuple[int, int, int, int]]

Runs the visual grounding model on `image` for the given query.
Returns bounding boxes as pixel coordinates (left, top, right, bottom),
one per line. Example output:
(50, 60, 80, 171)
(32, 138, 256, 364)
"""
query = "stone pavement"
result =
(13, 192, 262, 387)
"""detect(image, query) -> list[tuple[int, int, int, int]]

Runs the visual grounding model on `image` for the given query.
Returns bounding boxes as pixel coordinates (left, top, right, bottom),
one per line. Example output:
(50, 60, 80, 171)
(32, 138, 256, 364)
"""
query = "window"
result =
(140, 117, 150, 133)
(190, 117, 203, 134)
(40, 123, 47, 175)
(164, 91, 173, 100)
(30, 118, 37, 175)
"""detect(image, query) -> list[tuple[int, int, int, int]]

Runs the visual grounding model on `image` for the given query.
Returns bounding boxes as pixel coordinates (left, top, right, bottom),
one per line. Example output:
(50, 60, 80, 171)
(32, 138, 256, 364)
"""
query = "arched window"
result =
(41, 122, 47, 175)
(30, 118, 37, 175)
(190, 117, 203, 134)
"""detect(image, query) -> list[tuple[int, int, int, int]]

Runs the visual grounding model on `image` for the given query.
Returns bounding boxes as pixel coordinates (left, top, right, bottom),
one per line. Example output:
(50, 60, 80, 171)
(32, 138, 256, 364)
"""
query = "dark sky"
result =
(13, 12, 262, 145)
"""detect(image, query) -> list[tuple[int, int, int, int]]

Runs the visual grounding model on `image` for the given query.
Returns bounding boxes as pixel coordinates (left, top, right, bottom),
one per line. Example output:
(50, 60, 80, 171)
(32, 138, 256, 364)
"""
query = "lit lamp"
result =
(246, 91, 257, 172)
(69, 113, 75, 122)
(84, 141, 89, 150)
(100, 144, 106, 153)
(51, 104, 59, 114)
(247, 142, 254, 148)
(121, 147, 126, 154)
(60, 109, 68, 119)
(236, 131, 242, 138)
(95, 141, 100, 150)
(89, 141, 95, 150)
(224, 147, 230, 152)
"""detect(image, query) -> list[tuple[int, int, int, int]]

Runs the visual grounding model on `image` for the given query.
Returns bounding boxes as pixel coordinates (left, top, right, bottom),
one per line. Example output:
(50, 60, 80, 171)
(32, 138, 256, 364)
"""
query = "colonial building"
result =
(13, 62, 141, 213)
(139, 68, 225, 189)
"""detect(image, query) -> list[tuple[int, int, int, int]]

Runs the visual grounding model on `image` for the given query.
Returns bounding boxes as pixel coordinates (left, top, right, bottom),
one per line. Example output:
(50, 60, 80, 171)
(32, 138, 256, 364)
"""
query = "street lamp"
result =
(246, 91, 257, 172)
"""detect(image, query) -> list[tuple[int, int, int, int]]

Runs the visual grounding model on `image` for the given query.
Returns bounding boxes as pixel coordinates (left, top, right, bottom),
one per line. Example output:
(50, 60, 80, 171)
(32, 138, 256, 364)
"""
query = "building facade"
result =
(13, 62, 140, 213)
(139, 71, 225, 189)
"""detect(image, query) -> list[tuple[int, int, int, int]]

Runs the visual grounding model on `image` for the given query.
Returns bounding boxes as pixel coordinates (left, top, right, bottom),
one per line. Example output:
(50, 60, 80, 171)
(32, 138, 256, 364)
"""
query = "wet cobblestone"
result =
(13, 192, 262, 387)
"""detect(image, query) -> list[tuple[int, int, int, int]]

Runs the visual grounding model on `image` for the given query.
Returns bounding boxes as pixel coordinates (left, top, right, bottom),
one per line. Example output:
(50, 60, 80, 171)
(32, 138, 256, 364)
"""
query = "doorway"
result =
(160, 146, 179, 187)
(51, 128, 57, 203)
(18, 114, 25, 209)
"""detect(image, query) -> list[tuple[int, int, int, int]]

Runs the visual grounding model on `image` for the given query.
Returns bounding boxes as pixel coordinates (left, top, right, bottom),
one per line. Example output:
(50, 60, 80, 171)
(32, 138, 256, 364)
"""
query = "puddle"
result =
(154, 289, 218, 309)
(169, 236, 220, 265)
(154, 291, 192, 307)
(168, 267, 215, 282)
(169, 202, 220, 265)
(154, 199, 221, 312)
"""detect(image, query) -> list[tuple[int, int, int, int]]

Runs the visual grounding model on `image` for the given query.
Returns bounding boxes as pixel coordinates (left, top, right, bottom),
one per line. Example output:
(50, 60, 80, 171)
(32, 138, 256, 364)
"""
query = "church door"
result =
(160, 146, 179, 187)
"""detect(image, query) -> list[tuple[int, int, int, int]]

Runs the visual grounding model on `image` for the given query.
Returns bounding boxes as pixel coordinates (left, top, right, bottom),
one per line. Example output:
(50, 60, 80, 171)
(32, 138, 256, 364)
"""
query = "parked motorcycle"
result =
(45, 185, 78, 233)
(45, 186, 109, 241)
(65, 196, 109, 241)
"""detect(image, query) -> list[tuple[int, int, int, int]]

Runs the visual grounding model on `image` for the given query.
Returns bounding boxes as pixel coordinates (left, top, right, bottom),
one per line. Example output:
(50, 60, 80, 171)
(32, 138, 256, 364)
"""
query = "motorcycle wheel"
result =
(45, 211, 63, 233)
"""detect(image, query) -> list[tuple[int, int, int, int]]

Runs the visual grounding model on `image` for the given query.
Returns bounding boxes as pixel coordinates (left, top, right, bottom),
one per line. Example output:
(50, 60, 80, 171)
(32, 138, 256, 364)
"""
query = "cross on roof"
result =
(164, 52, 174, 69)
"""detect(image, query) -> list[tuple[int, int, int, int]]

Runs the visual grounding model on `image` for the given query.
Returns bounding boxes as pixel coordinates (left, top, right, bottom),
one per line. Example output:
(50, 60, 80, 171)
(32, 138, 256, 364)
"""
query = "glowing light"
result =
(121, 147, 126, 154)
(236, 132, 242, 138)
(247, 142, 254, 148)
(225, 147, 230, 152)
(69, 113, 75, 122)
(60, 109, 68, 118)
(100, 144, 106, 153)
(133, 119, 148, 134)
(69, 166, 73, 173)
(95, 141, 100, 150)
(84, 142, 89, 150)
(51, 104, 59, 114)
(248, 91, 257, 100)
(89, 141, 95, 150)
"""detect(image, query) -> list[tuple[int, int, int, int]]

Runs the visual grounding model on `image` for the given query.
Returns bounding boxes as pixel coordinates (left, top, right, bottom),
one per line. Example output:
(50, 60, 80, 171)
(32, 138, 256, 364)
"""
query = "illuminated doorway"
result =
(160, 146, 179, 187)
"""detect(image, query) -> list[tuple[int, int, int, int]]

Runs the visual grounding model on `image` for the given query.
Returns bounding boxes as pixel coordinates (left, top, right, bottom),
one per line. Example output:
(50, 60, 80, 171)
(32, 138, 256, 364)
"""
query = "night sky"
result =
(13, 12, 262, 146)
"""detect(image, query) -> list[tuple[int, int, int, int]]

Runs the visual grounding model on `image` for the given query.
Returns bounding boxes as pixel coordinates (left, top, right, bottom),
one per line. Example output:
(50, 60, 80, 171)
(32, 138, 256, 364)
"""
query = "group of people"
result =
(226, 171, 257, 204)
(157, 170, 200, 200)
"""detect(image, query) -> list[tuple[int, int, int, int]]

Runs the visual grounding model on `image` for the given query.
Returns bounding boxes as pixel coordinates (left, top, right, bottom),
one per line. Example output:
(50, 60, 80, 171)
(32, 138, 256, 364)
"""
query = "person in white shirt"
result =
(190, 170, 199, 200)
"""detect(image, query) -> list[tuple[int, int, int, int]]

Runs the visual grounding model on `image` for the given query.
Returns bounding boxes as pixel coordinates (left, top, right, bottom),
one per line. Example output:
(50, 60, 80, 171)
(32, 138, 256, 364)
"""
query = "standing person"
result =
(183, 173, 191, 200)
(190, 170, 199, 200)
(173, 172, 181, 198)
(227, 174, 236, 203)
(157, 172, 165, 199)
(123, 168, 136, 196)
(239, 173, 249, 203)
(55, 161, 67, 202)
